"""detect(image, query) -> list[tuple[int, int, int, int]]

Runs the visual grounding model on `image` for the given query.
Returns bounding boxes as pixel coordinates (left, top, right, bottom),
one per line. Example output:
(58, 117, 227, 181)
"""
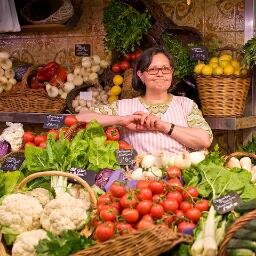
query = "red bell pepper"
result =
(49, 66, 68, 87)
(36, 61, 60, 82)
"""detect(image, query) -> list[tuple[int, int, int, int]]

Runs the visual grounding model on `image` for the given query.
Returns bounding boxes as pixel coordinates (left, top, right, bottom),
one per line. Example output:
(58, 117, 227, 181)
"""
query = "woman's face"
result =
(137, 53, 173, 93)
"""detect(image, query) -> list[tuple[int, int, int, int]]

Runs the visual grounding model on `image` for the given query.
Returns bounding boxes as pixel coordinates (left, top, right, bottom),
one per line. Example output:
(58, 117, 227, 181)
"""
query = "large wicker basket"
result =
(196, 74, 251, 117)
(0, 66, 66, 113)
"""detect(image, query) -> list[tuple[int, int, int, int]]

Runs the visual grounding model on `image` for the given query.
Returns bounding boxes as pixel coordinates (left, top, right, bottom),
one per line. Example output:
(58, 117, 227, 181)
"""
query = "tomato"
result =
(120, 193, 137, 208)
(34, 134, 47, 146)
(111, 63, 121, 73)
(105, 127, 120, 141)
(109, 181, 126, 198)
(175, 210, 185, 219)
(183, 186, 199, 199)
(136, 188, 152, 201)
(98, 194, 112, 205)
(136, 200, 152, 216)
(162, 198, 179, 213)
(150, 204, 164, 219)
(118, 140, 132, 150)
(166, 191, 183, 204)
(25, 141, 36, 147)
(167, 178, 183, 191)
(64, 115, 78, 127)
(100, 207, 118, 222)
(177, 221, 196, 234)
(179, 201, 192, 212)
(166, 166, 181, 178)
(185, 208, 201, 223)
(38, 142, 47, 148)
(23, 131, 35, 143)
(116, 222, 133, 235)
(137, 219, 154, 230)
(48, 129, 59, 140)
(134, 51, 141, 59)
(148, 181, 164, 194)
(163, 214, 174, 226)
(195, 199, 209, 212)
(123, 53, 133, 61)
(142, 214, 154, 223)
(130, 53, 136, 60)
(120, 60, 130, 71)
(136, 180, 149, 189)
(95, 221, 115, 242)
(152, 194, 164, 203)
(121, 208, 139, 223)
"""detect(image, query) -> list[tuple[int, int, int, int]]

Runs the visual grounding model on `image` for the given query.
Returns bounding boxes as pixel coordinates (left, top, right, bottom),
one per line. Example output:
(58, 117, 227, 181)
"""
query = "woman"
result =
(77, 47, 213, 155)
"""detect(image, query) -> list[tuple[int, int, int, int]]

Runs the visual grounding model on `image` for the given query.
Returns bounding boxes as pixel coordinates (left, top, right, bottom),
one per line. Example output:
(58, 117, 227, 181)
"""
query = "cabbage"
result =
(95, 168, 114, 190)
(0, 140, 11, 159)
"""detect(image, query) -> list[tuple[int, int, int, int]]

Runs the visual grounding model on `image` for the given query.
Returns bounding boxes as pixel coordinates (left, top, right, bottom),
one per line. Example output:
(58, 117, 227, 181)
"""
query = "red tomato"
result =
(136, 188, 152, 201)
(98, 194, 112, 205)
(175, 210, 185, 220)
(111, 63, 121, 73)
(121, 208, 139, 223)
(177, 221, 196, 234)
(136, 200, 152, 216)
(166, 166, 181, 178)
(152, 194, 164, 203)
(64, 115, 78, 127)
(123, 53, 133, 61)
(185, 208, 201, 223)
(150, 204, 164, 219)
(23, 131, 35, 143)
(195, 199, 209, 212)
(95, 221, 115, 242)
(183, 186, 199, 199)
(166, 191, 183, 204)
(136, 180, 149, 189)
(148, 181, 164, 194)
(163, 214, 174, 226)
(109, 181, 126, 198)
(134, 51, 141, 59)
(34, 134, 47, 146)
(105, 127, 120, 141)
(130, 53, 136, 60)
(118, 140, 132, 150)
(100, 207, 118, 222)
(116, 222, 133, 235)
(179, 201, 192, 212)
(137, 219, 154, 230)
(120, 60, 130, 71)
(48, 129, 59, 140)
(25, 141, 36, 147)
(141, 214, 154, 223)
(167, 178, 183, 191)
(38, 142, 47, 148)
(162, 198, 179, 213)
(120, 193, 137, 209)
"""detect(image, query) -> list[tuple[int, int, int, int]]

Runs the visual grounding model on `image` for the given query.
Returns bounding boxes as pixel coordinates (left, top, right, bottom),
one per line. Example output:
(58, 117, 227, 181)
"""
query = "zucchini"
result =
(246, 220, 256, 231)
(234, 228, 256, 241)
(235, 199, 256, 214)
(226, 248, 255, 256)
(227, 238, 256, 252)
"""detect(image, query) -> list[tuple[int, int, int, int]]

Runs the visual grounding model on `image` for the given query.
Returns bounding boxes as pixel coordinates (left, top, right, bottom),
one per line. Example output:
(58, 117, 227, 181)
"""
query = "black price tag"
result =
(75, 44, 91, 57)
(43, 115, 65, 129)
(189, 46, 209, 61)
(115, 149, 137, 165)
(1, 155, 25, 171)
(213, 192, 242, 214)
(69, 168, 97, 186)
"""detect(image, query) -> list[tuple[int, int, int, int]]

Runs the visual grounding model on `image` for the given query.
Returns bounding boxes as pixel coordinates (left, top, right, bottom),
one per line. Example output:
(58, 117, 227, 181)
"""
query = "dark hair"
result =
(132, 47, 175, 94)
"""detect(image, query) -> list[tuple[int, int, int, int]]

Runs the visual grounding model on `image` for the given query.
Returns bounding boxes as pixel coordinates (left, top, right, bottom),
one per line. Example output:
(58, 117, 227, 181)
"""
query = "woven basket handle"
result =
(224, 151, 256, 166)
(64, 121, 85, 141)
(16, 170, 97, 208)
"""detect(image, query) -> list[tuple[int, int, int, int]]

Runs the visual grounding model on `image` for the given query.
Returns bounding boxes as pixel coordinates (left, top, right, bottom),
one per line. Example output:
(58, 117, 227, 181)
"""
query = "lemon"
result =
(223, 64, 235, 75)
(230, 60, 240, 69)
(219, 60, 230, 68)
(113, 75, 124, 86)
(212, 66, 223, 75)
(201, 65, 213, 75)
(110, 85, 122, 96)
(108, 95, 118, 103)
(209, 62, 218, 69)
(219, 54, 232, 62)
(194, 63, 205, 74)
(209, 57, 219, 63)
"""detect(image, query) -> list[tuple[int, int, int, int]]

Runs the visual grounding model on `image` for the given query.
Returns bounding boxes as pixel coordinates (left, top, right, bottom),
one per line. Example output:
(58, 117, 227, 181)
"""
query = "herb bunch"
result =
(242, 37, 256, 69)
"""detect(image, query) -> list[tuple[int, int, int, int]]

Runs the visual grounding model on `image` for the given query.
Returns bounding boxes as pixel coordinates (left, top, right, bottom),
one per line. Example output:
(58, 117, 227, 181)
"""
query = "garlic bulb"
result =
(189, 151, 206, 166)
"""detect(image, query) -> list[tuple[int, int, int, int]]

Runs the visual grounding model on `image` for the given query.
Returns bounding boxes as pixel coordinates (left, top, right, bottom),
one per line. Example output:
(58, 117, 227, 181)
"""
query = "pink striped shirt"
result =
(118, 96, 193, 156)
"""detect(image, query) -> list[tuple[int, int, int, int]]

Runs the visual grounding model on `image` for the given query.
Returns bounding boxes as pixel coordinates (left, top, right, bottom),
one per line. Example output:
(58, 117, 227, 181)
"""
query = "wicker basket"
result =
(196, 74, 251, 117)
(0, 66, 66, 113)
(218, 210, 256, 256)
(224, 151, 256, 166)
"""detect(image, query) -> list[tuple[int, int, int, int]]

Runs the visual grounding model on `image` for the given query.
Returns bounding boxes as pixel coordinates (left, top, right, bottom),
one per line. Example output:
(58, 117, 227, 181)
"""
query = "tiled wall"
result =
(0, 0, 245, 65)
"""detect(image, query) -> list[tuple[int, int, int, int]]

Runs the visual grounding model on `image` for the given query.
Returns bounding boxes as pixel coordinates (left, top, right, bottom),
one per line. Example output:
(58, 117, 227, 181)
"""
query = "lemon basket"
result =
(196, 74, 251, 117)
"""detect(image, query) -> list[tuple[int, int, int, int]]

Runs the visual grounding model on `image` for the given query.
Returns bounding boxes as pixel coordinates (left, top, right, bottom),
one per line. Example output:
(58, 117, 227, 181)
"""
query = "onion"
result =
(0, 140, 11, 159)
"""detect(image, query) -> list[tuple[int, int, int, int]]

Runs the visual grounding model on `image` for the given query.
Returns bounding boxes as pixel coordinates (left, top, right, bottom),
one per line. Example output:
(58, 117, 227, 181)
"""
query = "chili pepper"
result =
(36, 61, 60, 82)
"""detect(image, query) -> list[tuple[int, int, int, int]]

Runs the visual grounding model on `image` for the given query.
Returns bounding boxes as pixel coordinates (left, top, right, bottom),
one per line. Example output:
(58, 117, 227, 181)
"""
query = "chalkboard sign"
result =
(1, 155, 25, 171)
(189, 46, 209, 61)
(115, 149, 137, 165)
(69, 168, 97, 186)
(43, 115, 65, 129)
(213, 192, 242, 214)
(75, 44, 91, 57)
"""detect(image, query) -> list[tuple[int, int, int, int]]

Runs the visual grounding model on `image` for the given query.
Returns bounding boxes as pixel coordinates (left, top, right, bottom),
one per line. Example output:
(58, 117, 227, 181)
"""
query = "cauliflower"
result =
(27, 188, 53, 207)
(0, 193, 43, 234)
(67, 185, 91, 210)
(40, 193, 89, 235)
(12, 229, 48, 256)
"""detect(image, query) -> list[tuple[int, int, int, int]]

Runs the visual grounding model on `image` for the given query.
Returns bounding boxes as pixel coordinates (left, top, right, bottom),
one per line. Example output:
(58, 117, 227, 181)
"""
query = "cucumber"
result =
(227, 238, 256, 252)
(234, 228, 256, 241)
(246, 220, 256, 231)
(226, 248, 255, 256)
(235, 199, 256, 214)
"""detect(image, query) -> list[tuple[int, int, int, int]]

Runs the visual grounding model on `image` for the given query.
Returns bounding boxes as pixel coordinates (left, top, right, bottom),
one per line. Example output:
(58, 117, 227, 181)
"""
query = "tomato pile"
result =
(93, 169, 209, 242)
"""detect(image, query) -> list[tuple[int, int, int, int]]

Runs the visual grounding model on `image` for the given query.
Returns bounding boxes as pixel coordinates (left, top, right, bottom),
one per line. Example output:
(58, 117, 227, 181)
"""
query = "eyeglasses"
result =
(146, 66, 173, 75)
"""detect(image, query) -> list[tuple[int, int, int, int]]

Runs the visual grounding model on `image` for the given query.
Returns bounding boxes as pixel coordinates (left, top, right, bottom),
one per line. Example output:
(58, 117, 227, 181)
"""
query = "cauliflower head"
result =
(12, 229, 48, 256)
(27, 188, 53, 207)
(40, 193, 89, 235)
(0, 193, 43, 234)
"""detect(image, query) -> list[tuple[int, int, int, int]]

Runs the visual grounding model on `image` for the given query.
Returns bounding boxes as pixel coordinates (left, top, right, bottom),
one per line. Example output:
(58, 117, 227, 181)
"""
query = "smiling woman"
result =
(76, 47, 213, 156)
